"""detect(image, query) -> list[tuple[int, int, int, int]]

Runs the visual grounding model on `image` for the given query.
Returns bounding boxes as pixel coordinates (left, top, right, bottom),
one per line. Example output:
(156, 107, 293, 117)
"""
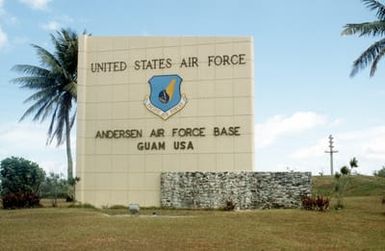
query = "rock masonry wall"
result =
(160, 172, 312, 209)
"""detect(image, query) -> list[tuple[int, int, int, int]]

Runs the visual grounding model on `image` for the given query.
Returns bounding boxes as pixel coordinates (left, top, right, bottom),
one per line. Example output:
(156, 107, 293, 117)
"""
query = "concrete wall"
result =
(160, 172, 311, 209)
(76, 36, 254, 207)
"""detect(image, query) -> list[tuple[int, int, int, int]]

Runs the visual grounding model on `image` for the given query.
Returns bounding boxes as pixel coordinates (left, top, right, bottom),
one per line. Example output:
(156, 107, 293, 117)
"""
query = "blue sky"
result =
(0, 0, 384, 175)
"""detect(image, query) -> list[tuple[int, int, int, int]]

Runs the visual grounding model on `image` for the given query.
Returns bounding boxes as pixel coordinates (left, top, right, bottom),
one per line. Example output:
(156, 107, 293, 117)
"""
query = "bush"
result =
(40, 172, 70, 207)
(40, 173, 69, 198)
(40, 173, 81, 205)
(2, 192, 40, 209)
(340, 166, 350, 175)
(334, 157, 358, 209)
(374, 166, 385, 178)
(0, 157, 45, 209)
(223, 200, 236, 211)
(66, 176, 80, 202)
(302, 196, 330, 211)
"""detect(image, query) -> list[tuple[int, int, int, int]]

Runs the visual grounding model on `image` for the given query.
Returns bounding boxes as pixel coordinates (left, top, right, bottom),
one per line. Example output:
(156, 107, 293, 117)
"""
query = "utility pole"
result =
(325, 135, 338, 176)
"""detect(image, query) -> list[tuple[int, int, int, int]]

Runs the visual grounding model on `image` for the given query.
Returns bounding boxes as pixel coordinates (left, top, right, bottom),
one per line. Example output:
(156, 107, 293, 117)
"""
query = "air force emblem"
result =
(144, 74, 187, 120)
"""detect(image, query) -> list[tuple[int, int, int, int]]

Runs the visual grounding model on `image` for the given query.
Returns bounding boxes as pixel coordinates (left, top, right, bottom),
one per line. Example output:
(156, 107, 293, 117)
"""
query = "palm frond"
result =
(21, 88, 59, 122)
(31, 44, 63, 73)
(39, 101, 59, 122)
(11, 65, 51, 78)
(52, 29, 78, 76)
(70, 110, 77, 129)
(33, 100, 55, 122)
(342, 21, 385, 37)
(64, 81, 77, 98)
(47, 105, 60, 145)
(52, 104, 67, 145)
(33, 93, 61, 122)
(350, 37, 385, 77)
(19, 95, 53, 122)
(363, 0, 385, 20)
(11, 76, 55, 89)
(23, 88, 57, 104)
(370, 46, 385, 75)
(47, 93, 73, 146)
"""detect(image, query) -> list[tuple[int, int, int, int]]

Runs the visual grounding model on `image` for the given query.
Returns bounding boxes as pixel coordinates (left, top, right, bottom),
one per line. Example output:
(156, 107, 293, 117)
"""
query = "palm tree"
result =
(342, 0, 385, 77)
(12, 28, 78, 180)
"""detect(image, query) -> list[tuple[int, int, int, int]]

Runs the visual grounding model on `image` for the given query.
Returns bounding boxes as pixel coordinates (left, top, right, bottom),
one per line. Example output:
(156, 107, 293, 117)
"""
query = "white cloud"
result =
(0, 26, 8, 50)
(39, 160, 67, 174)
(41, 20, 60, 31)
(19, 0, 51, 10)
(289, 138, 327, 159)
(340, 126, 385, 161)
(0, 122, 75, 176)
(1, 123, 47, 146)
(254, 112, 385, 175)
(40, 15, 75, 31)
(364, 137, 385, 160)
(288, 126, 385, 175)
(255, 111, 328, 149)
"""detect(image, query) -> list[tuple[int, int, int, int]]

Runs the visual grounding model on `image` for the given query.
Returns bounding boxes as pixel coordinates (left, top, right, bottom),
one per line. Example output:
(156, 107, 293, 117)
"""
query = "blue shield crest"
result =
(144, 74, 187, 120)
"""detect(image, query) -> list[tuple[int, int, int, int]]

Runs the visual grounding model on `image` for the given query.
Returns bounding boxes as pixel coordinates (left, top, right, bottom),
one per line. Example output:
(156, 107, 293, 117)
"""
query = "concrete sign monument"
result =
(76, 36, 254, 207)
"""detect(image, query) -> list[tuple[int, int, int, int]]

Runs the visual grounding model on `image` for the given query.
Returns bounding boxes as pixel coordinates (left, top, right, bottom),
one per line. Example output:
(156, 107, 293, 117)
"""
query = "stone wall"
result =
(160, 172, 311, 209)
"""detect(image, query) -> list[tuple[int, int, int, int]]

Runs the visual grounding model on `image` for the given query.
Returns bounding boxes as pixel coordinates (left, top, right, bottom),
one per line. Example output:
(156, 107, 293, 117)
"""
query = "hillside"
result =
(312, 175, 385, 197)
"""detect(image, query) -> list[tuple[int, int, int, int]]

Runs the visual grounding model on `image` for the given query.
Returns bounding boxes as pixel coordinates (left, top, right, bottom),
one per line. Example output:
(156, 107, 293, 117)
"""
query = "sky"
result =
(0, 0, 384, 176)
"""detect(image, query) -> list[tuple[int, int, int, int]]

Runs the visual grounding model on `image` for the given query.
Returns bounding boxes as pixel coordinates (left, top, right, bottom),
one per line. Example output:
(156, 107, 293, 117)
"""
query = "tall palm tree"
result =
(12, 28, 78, 180)
(342, 0, 385, 77)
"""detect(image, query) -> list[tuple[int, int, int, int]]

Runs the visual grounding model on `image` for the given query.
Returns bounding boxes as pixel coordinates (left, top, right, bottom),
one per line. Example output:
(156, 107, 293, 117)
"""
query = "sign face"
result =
(76, 36, 254, 207)
(144, 74, 187, 120)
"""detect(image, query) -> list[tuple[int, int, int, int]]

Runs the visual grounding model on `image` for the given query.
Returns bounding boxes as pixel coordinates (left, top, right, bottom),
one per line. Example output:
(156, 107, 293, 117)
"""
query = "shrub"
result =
(66, 176, 80, 202)
(334, 157, 358, 209)
(40, 172, 71, 206)
(2, 192, 40, 209)
(0, 157, 45, 209)
(302, 196, 329, 211)
(223, 200, 236, 211)
(374, 166, 385, 178)
(40, 173, 81, 204)
(340, 166, 350, 175)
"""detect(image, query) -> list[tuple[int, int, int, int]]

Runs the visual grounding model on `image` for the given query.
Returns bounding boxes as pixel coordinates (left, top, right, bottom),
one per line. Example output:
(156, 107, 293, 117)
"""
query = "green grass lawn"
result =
(0, 176, 384, 250)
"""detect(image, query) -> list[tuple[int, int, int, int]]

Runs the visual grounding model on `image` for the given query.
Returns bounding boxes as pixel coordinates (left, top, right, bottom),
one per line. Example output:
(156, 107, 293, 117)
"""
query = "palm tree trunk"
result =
(65, 112, 73, 180)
